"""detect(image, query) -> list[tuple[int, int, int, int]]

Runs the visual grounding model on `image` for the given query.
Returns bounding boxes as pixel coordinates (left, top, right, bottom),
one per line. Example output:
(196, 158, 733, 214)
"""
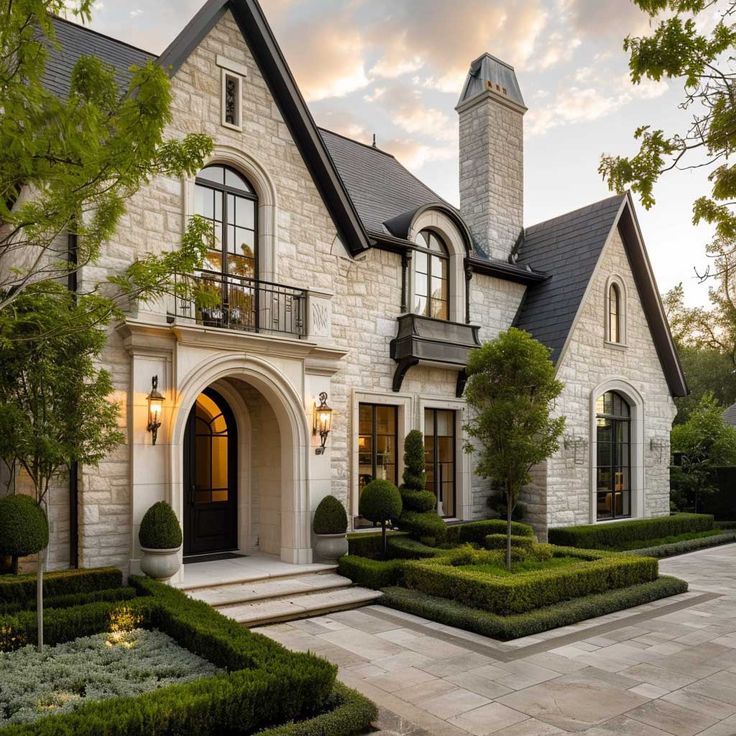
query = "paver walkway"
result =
(257, 544, 736, 736)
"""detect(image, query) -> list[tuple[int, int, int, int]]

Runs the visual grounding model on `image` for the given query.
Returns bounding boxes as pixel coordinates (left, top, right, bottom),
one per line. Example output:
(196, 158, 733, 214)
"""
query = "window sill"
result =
(221, 120, 243, 132)
(604, 340, 628, 351)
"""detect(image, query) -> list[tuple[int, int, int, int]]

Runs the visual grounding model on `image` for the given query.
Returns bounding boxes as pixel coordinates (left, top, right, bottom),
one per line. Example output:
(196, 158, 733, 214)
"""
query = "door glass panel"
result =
(424, 408, 455, 518)
(595, 391, 631, 520)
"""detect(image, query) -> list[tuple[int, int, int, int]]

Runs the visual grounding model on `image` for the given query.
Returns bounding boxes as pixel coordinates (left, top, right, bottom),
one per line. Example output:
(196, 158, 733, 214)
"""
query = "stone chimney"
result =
(457, 53, 526, 261)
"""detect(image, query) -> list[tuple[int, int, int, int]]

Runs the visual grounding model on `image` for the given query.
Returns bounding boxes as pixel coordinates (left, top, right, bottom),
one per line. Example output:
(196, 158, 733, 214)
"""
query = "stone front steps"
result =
(184, 568, 381, 627)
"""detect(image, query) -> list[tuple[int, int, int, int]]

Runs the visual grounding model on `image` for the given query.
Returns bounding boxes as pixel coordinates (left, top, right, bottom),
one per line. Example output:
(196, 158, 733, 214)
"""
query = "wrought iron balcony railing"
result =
(168, 270, 307, 338)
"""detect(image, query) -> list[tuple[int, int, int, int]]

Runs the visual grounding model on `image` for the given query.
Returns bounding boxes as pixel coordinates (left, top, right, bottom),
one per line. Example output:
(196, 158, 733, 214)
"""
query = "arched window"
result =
(608, 283, 621, 343)
(194, 165, 257, 279)
(414, 230, 449, 320)
(596, 391, 631, 520)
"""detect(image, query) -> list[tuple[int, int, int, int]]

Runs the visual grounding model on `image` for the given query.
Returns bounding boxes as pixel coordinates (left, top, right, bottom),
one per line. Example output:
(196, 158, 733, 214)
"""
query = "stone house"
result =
(10, 0, 686, 576)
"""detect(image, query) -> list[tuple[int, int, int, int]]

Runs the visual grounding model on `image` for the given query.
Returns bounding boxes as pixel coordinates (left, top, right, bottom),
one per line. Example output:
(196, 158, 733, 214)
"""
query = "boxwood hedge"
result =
(450, 520, 535, 546)
(337, 556, 404, 589)
(402, 551, 658, 615)
(382, 575, 689, 641)
(548, 513, 714, 550)
(0, 567, 123, 607)
(623, 530, 736, 559)
(346, 530, 406, 558)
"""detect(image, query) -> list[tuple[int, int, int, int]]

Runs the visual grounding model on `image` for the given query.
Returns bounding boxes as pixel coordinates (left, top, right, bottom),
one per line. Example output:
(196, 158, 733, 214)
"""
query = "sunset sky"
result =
(84, 0, 719, 307)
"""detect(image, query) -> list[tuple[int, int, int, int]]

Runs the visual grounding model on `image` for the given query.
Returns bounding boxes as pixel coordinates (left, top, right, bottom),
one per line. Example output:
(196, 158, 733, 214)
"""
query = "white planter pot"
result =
(313, 533, 348, 563)
(140, 545, 182, 580)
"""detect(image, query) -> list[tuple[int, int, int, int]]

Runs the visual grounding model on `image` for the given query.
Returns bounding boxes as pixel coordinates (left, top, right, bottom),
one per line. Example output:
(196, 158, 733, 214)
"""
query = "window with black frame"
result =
(413, 230, 449, 320)
(193, 165, 257, 329)
(596, 391, 631, 520)
(424, 408, 456, 518)
(357, 403, 398, 494)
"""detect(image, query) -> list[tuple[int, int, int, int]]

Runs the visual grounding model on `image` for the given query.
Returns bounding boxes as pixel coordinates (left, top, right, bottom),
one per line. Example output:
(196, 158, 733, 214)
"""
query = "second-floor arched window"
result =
(414, 230, 449, 320)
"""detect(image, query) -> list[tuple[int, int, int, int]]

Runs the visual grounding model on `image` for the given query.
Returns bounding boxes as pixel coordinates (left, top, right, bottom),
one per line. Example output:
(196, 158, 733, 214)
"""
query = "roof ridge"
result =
(50, 14, 158, 59)
(526, 193, 625, 233)
(318, 127, 395, 158)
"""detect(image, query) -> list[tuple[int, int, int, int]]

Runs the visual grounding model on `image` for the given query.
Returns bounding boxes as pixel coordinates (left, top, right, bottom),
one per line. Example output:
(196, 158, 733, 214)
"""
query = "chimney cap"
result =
(457, 52, 525, 110)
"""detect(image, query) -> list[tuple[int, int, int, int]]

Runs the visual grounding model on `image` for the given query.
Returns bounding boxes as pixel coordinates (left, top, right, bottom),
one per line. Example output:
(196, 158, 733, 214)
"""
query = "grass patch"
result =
(382, 575, 689, 641)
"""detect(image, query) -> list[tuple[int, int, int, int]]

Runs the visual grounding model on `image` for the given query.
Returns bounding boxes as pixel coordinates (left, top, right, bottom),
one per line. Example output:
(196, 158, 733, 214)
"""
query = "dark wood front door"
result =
(183, 388, 238, 556)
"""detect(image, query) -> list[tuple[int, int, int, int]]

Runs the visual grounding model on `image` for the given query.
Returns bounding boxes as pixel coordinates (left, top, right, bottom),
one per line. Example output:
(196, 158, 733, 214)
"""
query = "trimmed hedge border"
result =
(387, 536, 447, 559)
(255, 683, 377, 736)
(0, 586, 136, 616)
(0, 577, 340, 736)
(0, 567, 123, 606)
(484, 534, 535, 551)
(450, 520, 535, 546)
(548, 513, 714, 550)
(402, 550, 658, 615)
(338, 556, 404, 589)
(347, 530, 406, 558)
(623, 530, 736, 559)
(382, 575, 689, 641)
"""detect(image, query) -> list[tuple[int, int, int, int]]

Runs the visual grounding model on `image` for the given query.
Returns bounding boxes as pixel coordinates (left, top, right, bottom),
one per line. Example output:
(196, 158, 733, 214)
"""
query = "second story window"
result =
(222, 72, 242, 129)
(194, 165, 257, 280)
(414, 230, 449, 320)
(606, 278, 626, 345)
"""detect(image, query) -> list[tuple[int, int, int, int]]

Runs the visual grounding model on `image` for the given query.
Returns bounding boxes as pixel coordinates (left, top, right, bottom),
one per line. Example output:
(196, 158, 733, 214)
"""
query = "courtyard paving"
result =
(257, 544, 736, 736)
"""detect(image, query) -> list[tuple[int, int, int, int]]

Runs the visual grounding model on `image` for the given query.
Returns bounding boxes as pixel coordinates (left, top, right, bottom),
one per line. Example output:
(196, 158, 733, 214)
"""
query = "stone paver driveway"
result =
(257, 544, 736, 736)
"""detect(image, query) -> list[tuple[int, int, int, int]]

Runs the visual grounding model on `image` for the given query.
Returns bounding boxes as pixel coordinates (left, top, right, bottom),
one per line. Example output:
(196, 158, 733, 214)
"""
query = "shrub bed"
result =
(484, 534, 535, 551)
(0, 586, 136, 616)
(623, 530, 736, 559)
(0, 568, 123, 607)
(347, 531, 406, 558)
(387, 536, 447, 559)
(402, 550, 658, 615)
(382, 575, 689, 640)
(450, 520, 535, 546)
(548, 513, 714, 550)
(337, 556, 404, 589)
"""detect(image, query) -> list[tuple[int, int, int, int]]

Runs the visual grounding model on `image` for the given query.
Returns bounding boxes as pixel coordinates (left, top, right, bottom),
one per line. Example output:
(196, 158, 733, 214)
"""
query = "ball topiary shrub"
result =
(0, 494, 49, 574)
(359, 480, 403, 557)
(139, 501, 182, 550)
(313, 496, 348, 535)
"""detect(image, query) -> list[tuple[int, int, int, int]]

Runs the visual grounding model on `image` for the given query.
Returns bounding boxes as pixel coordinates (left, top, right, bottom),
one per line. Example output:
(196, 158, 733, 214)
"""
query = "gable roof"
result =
(515, 192, 687, 397)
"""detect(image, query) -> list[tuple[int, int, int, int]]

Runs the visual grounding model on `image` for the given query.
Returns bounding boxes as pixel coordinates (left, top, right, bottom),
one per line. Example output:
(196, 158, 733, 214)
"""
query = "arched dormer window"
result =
(414, 230, 449, 320)
(606, 277, 626, 345)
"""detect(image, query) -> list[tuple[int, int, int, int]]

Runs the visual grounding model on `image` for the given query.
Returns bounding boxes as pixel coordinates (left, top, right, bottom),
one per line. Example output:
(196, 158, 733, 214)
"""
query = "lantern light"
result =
(147, 376, 164, 445)
(313, 392, 333, 455)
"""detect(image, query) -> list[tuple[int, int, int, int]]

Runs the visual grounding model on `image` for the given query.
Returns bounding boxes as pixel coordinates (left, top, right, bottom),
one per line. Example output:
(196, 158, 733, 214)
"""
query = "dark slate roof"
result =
(44, 16, 155, 98)
(318, 128, 453, 239)
(514, 194, 626, 362)
(457, 53, 525, 109)
(724, 403, 736, 427)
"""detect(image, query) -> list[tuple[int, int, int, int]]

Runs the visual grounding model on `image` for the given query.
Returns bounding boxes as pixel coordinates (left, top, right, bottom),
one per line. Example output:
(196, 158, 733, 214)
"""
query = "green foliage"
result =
(464, 329, 564, 568)
(484, 534, 535, 552)
(600, 3, 736, 296)
(0, 0, 212, 313)
(451, 519, 535, 546)
(382, 576, 689, 641)
(346, 531, 406, 558)
(254, 684, 377, 736)
(337, 556, 404, 589)
(0, 586, 136, 616)
(359, 481, 402, 524)
(401, 430, 426, 491)
(402, 552, 658, 615)
(387, 536, 447, 559)
(621, 530, 736, 559)
(398, 510, 447, 546)
(400, 490, 436, 513)
(548, 513, 714, 549)
(313, 496, 348, 535)
(138, 502, 182, 550)
(0, 568, 122, 606)
(0, 496, 48, 570)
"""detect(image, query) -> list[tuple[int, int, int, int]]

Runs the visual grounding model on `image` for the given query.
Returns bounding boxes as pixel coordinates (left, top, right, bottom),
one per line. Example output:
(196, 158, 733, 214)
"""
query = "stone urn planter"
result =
(139, 501, 183, 581)
(313, 496, 348, 563)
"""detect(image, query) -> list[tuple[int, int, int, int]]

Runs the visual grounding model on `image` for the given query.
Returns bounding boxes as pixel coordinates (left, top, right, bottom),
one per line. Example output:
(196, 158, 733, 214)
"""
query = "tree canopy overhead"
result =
(0, 0, 213, 317)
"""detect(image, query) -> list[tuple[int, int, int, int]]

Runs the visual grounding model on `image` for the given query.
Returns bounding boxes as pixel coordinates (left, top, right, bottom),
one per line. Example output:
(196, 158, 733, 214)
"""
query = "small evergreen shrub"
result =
(138, 502, 182, 550)
(453, 519, 535, 546)
(313, 496, 348, 535)
(399, 510, 447, 546)
(337, 556, 404, 589)
(359, 480, 402, 555)
(400, 489, 436, 513)
(548, 513, 714, 550)
(401, 430, 426, 489)
(0, 495, 49, 574)
(347, 531, 406, 558)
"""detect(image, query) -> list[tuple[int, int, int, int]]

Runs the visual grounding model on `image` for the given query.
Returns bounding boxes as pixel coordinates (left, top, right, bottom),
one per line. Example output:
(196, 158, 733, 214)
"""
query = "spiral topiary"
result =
(139, 501, 182, 550)
(401, 430, 427, 490)
(0, 495, 49, 574)
(313, 495, 348, 535)
(359, 479, 402, 557)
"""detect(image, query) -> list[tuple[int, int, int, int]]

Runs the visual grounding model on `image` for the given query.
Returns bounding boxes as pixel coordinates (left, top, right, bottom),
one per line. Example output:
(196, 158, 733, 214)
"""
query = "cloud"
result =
(381, 138, 455, 170)
(561, 0, 652, 40)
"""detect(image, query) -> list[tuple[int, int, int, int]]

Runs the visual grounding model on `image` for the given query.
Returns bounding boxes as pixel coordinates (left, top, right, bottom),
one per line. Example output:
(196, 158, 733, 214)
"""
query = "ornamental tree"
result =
(0, 283, 125, 650)
(464, 328, 565, 570)
(359, 480, 403, 557)
(0, 0, 213, 322)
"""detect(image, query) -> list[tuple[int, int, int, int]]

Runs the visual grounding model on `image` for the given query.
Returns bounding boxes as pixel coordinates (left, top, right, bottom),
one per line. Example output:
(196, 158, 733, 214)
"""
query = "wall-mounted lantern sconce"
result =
(563, 434, 588, 465)
(313, 392, 333, 455)
(146, 375, 164, 445)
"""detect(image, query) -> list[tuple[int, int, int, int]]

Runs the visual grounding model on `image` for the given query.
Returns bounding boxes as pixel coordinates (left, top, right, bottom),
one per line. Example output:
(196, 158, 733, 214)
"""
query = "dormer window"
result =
(605, 277, 626, 345)
(414, 230, 449, 320)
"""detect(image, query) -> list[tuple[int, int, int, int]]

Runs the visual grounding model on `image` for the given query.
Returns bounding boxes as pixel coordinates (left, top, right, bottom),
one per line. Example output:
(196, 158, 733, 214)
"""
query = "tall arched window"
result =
(608, 282, 621, 343)
(596, 391, 631, 520)
(414, 230, 449, 320)
(194, 165, 258, 328)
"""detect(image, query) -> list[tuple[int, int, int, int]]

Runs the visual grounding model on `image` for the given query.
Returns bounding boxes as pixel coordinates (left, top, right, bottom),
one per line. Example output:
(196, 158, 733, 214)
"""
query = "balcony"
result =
(390, 313, 481, 396)
(168, 270, 307, 338)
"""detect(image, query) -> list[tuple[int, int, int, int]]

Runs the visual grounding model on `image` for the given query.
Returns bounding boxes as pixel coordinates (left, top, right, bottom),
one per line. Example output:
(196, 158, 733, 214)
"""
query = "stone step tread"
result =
(187, 573, 352, 606)
(176, 563, 338, 592)
(219, 587, 382, 626)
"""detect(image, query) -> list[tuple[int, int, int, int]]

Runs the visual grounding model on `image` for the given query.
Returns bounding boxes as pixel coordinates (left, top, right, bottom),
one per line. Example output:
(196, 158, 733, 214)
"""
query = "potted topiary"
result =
(0, 494, 49, 574)
(359, 479, 403, 558)
(138, 501, 183, 580)
(312, 495, 349, 562)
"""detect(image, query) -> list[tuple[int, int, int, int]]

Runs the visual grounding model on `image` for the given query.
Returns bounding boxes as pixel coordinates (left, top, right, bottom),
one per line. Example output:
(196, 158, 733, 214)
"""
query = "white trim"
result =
(589, 378, 645, 524)
(216, 54, 248, 77)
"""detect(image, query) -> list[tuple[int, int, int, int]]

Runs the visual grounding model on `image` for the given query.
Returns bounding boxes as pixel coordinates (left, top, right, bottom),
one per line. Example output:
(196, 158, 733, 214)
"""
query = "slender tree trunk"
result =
(37, 546, 45, 652)
(382, 521, 387, 559)
(506, 484, 512, 572)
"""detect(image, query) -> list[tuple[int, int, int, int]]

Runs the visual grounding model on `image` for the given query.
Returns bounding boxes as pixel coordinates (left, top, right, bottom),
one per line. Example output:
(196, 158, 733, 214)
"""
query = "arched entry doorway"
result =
(183, 388, 238, 556)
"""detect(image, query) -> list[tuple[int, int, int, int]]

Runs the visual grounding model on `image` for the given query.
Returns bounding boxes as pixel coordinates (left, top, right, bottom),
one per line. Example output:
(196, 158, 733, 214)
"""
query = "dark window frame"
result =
(595, 391, 631, 521)
(424, 408, 457, 518)
(358, 403, 399, 491)
(608, 282, 621, 343)
(413, 229, 450, 321)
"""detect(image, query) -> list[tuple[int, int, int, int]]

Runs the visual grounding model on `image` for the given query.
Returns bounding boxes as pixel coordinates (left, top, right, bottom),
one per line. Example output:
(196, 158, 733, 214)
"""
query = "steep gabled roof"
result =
(515, 192, 687, 397)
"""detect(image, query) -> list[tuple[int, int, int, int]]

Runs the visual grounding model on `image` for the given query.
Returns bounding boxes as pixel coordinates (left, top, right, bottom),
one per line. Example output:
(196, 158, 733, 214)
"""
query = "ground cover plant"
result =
(0, 569, 376, 736)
